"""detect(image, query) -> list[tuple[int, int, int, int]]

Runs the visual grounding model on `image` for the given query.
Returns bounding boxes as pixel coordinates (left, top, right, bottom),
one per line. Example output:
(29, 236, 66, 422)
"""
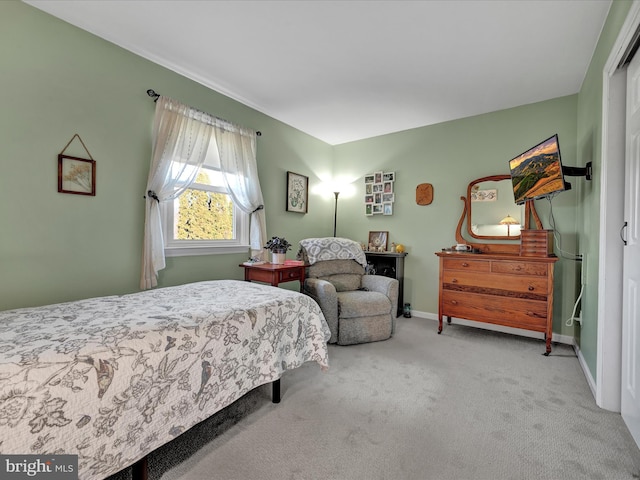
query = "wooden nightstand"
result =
(239, 263, 307, 292)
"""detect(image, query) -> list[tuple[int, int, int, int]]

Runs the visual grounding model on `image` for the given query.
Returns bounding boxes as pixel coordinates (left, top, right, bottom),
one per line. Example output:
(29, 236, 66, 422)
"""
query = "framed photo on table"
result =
(368, 231, 388, 251)
(286, 171, 308, 213)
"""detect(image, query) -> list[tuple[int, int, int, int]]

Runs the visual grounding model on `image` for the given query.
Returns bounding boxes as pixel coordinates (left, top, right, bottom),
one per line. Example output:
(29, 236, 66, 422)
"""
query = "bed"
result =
(0, 280, 330, 480)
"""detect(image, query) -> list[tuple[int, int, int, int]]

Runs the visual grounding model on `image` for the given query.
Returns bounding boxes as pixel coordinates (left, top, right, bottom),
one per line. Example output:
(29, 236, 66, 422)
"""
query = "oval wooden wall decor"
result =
(416, 183, 433, 205)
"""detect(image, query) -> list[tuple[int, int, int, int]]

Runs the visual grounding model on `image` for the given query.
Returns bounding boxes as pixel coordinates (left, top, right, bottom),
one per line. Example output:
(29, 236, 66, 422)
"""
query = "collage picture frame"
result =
(364, 171, 395, 216)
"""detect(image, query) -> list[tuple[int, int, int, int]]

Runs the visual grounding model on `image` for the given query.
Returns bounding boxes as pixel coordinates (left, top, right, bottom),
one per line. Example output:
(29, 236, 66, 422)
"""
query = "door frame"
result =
(598, 0, 640, 411)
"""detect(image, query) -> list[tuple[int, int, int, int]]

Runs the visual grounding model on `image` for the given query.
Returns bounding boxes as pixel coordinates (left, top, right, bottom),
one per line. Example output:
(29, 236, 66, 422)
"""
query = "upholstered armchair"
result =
(298, 238, 399, 345)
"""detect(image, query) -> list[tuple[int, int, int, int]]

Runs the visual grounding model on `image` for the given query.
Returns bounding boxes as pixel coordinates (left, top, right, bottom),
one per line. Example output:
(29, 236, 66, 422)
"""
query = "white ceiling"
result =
(25, 0, 612, 145)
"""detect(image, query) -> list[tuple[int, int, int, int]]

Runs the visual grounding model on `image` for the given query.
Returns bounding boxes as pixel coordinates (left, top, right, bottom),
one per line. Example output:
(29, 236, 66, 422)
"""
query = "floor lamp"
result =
(333, 191, 340, 237)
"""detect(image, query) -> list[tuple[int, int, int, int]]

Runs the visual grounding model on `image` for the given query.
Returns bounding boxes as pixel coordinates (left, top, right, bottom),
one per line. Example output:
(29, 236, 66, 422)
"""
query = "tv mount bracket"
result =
(562, 161, 592, 181)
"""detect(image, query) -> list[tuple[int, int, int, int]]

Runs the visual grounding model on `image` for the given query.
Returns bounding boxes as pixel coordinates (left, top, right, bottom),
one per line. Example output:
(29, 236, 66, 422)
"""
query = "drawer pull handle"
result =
(452, 278, 458, 283)
(451, 300, 458, 305)
(528, 286, 534, 291)
(515, 266, 522, 271)
(461, 263, 469, 267)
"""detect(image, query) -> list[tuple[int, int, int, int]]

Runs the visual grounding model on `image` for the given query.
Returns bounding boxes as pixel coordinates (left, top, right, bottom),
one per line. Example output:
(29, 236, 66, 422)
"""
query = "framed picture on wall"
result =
(471, 189, 497, 202)
(286, 171, 308, 213)
(364, 171, 396, 216)
(58, 154, 96, 196)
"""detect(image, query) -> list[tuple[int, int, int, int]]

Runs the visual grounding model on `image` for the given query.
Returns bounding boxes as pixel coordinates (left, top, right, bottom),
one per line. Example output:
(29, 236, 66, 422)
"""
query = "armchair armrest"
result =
(304, 278, 338, 344)
(362, 275, 399, 329)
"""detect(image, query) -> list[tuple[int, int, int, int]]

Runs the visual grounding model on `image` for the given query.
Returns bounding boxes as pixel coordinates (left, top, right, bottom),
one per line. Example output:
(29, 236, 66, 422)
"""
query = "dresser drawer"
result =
(490, 261, 547, 277)
(442, 258, 490, 272)
(441, 270, 548, 296)
(441, 291, 548, 331)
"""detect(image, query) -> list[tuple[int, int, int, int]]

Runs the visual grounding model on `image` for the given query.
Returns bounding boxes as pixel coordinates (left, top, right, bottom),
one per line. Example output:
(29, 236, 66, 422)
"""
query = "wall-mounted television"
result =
(509, 134, 566, 205)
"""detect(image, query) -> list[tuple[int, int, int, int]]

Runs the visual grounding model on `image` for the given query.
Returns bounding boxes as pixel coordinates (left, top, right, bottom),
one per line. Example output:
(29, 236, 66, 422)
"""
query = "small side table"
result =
(239, 263, 307, 292)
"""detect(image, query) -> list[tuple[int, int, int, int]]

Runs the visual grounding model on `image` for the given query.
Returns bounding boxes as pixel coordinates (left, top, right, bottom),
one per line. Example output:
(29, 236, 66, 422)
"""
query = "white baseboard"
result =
(409, 310, 574, 345)
(574, 341, 597, 400)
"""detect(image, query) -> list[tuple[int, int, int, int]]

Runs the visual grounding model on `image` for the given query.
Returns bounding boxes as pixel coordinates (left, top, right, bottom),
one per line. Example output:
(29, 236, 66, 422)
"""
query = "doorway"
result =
(600, 0, 640, 448)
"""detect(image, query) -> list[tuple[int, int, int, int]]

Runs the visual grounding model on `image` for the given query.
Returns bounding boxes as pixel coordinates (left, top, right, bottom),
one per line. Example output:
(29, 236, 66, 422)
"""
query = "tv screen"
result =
(509, 134, 566, 205)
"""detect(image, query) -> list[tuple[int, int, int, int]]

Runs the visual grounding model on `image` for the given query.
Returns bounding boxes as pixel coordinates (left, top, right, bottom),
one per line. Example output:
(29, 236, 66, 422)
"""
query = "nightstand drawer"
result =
(278, 269, 303, 282)
(240, 263, 307, 292)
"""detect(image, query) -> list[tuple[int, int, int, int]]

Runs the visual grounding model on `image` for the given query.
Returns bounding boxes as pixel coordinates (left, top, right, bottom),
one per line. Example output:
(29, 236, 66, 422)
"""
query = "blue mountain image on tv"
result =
(511, 152, 564, 203)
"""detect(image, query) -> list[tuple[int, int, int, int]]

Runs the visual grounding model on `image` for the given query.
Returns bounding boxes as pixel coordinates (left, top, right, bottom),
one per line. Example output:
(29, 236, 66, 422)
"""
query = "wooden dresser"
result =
(435, 252, 558, 354)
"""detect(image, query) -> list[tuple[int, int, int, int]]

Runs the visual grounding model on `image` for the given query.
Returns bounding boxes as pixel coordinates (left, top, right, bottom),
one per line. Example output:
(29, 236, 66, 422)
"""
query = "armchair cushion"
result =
(336, 291, 391, 318)
(323, 274, 361, 292)
(307, 259, 365, 292)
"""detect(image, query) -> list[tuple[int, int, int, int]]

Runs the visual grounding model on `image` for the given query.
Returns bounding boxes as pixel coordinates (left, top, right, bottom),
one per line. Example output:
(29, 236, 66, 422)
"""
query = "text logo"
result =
(0, 455, 78, 480)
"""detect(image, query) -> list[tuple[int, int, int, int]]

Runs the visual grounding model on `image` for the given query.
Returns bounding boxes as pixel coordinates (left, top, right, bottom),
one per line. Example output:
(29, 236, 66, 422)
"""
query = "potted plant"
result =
(264, 236, 292, 264)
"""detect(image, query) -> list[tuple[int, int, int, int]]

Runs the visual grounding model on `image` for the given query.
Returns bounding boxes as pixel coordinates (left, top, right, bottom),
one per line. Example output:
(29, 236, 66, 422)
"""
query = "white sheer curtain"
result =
(141, 96, 267, 289)
(212, 121, 267, 259)
(140, 97, 213, 289)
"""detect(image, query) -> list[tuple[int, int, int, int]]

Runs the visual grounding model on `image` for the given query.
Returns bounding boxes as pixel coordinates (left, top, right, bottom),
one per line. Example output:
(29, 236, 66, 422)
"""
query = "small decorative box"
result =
(520, 229, 554, 257)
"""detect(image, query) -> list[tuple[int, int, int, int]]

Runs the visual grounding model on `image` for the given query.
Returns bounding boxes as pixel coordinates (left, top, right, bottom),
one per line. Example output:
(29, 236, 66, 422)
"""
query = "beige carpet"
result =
(109, 317, 640, 480)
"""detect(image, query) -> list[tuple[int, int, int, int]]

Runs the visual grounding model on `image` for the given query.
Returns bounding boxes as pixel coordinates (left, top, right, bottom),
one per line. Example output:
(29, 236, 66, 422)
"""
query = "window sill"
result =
(165, 244, 249, 257)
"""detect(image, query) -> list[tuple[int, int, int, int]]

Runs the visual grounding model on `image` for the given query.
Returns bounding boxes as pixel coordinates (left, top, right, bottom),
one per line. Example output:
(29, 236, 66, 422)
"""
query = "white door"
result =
(623, 51, 640, 446)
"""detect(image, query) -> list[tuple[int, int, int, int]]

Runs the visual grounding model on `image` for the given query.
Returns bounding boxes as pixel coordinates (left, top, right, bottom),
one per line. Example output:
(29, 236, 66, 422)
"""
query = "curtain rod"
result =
(146, 89, 261, 136)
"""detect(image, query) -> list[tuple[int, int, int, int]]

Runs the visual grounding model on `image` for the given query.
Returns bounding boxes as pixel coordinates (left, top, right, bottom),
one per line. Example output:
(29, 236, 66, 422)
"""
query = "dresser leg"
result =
(542, 334, 552, 356)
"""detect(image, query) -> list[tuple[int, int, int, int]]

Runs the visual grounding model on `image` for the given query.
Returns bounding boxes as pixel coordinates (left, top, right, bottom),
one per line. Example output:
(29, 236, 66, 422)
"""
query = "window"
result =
(163, 143, 248, 256)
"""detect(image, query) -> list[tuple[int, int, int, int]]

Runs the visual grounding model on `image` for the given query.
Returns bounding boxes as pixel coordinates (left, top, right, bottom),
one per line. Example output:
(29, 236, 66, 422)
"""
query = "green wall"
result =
(1, 0, 632, 384)
(333, 95, 581, 336)
(0, 1, 333, 310)
(575, 0, 633, 380)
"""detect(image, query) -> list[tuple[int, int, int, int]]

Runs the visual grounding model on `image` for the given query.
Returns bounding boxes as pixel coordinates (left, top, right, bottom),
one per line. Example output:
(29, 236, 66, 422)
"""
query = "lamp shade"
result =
(500, 214, 519, 225)
(500, 214, 519, 237)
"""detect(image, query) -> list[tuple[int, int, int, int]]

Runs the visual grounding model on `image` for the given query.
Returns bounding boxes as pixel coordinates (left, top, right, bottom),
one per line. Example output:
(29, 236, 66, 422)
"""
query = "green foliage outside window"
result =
(176, 171, 234, 240)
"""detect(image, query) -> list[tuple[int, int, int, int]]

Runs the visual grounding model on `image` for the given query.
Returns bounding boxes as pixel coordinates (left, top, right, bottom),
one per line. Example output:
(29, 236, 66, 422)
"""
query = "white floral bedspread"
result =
(0, 280, 330, 479)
